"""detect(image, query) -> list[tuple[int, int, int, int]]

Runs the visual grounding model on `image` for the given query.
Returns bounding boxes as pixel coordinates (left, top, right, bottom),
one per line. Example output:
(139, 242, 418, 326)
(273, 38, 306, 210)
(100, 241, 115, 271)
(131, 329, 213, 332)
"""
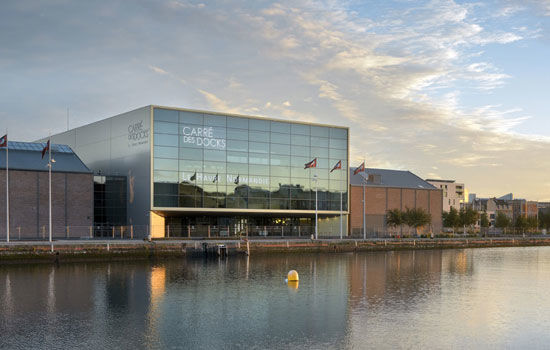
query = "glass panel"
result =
(310, 137, 329, 147)
(270, 154, 290, 166)
(154, 146, 178, 159)
(204, 149, 226, 162)
(270, 143, 290, 155)
(271, 176, 290, 185)
(291, 145, 310, 156)
(227, 139, 248, 152)
(249, 130, 269, 142)
(311, 147, 328, 158)
(291, 134, 309, 146)
(271, 132, 290, 144)
(154, 108, 178, 122)
(249, 153, 269, 165)
(249, 118, 270, 131)
(227, 152, 248, 164)
(154, 133, 178, 147)
(227, 162, 247, 174)
(291, 123, 310, 135)
(249, 164, 269, 176)
(248, 198, 269, 209)
(330, 127, 347, 139)
(179, 147, 203, 160)
(154, 158, 178, 171)
(154, 170, 178, 183)
(154, 195, 179, 207)
(179, 159, 203, 172)
(204, 114, 226, 127)
(329, 148, 347, 159)
(249, 142, 269, 154)
(271, 121, 290, 133)
(227, 116, 248, 129)
(154, 121, 178, 134)
(227, 128, 248, 140)
(270, 166, 290, 177)
(203, 161, 226, 173)
(291, 156, 311, 168)
(329, 138, 347, 149)
(311, 126, 329, 137)
(179, 111, 203, 125)
(270, 198, 290, 210)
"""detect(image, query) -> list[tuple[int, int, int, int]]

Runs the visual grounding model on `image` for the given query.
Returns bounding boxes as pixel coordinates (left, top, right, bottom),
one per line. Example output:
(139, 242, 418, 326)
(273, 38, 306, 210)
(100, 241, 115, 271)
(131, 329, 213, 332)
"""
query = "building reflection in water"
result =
(0, 249, 494, 349)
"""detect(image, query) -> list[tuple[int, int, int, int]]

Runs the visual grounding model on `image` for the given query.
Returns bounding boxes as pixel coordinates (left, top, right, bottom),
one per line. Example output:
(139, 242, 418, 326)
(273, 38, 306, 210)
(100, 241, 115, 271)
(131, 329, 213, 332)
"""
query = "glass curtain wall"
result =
(153, 108, 348, 211)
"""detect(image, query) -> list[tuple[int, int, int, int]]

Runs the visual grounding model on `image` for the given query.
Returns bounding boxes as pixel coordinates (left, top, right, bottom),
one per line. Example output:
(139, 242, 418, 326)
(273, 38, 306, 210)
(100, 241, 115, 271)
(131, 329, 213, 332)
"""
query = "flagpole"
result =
(48, 134, 52, 244)
(340, 189, 343, 240)
(362, 159, 366, 240)
(5, 129, 9, 243)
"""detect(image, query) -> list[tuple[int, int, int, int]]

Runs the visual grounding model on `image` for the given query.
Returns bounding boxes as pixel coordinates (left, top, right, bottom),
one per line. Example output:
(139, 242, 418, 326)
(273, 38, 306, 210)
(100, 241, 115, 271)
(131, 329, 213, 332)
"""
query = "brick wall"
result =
(0, 170, 93, 239)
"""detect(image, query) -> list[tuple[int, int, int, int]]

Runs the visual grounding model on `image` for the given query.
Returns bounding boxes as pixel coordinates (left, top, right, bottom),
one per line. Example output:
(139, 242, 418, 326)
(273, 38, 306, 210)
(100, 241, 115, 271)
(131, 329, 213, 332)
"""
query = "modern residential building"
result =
(425, 179, 465, 212)
(0, 141, 93, 239)
(43, 105, 349, 238)
(510, 199, 538, 223)
(349, 168, 443, 237)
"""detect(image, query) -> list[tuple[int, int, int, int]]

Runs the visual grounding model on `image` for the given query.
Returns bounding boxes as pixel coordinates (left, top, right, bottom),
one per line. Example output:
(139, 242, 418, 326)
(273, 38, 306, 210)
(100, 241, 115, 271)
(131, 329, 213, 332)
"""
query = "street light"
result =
(313, 173, 318, 240)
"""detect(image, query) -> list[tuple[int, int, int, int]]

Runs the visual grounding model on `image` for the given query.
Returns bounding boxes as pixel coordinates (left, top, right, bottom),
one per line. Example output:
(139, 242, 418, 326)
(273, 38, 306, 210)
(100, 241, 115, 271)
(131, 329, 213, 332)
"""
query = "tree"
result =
(495, 212, 511, 234)
(514, 216, 527, 235)
(480, 212, 490, 235)
(526, 216, 538, 234)
(386, 208, 404, 236)
(403, 207, 432, 236)
(459, 207, 479, 234)
(443, 207, 460, 233)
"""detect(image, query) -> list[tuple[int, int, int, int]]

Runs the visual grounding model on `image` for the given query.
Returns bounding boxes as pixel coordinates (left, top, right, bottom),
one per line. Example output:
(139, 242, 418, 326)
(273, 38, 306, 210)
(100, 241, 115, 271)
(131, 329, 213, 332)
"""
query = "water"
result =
(2, 247, 550, 349)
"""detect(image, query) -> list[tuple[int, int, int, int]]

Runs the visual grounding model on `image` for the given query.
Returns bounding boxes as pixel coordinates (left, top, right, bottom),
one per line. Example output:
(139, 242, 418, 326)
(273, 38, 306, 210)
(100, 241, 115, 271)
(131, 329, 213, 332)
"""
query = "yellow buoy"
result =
(287, 270, 299, 282)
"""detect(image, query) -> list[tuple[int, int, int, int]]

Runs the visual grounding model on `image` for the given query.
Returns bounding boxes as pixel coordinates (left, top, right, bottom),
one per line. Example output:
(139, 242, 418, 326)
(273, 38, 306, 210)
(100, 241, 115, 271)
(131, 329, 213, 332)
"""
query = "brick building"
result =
(0, 141, 93, 240)
(349, 168, 443, 237)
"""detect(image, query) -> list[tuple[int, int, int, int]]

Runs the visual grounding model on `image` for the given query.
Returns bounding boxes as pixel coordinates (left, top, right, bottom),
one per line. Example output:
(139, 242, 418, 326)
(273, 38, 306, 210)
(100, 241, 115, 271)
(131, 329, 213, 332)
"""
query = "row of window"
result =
(153, 195, 348, 211)
(154, 109, 348, 139)
(154, 122, 347, 149)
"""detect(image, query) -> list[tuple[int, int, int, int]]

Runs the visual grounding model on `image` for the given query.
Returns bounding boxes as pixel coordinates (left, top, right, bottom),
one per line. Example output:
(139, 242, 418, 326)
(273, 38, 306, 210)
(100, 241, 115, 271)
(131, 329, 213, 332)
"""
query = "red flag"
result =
(41, 140, 50, 159)
(330, 160, 342, 173)
(304, 158, 317, 169)
(0, 134, 6, 148)
(353, 161, 365, 175)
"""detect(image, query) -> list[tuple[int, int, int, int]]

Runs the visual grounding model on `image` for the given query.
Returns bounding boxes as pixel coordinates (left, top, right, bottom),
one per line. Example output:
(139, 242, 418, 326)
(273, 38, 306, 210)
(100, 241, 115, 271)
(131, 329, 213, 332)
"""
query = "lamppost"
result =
(362, 173, 366, 240)
(313, 173, 318, 240)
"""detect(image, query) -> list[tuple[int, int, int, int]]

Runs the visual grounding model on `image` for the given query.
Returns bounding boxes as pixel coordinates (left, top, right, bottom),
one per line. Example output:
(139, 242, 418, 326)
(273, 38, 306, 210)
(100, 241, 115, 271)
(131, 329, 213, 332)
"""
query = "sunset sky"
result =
(1, 0, 549, 200)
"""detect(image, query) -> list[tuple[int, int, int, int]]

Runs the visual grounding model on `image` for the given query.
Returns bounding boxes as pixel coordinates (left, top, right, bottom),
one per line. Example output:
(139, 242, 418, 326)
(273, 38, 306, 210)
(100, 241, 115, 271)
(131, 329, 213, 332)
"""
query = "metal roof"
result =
(350, 168, 437, 190)
(0, 141, 91, 174)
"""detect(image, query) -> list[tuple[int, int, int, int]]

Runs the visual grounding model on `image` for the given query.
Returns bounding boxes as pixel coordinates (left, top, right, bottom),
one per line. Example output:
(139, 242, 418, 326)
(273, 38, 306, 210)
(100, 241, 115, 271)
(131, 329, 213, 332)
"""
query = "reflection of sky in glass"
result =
(152, 108, 348, 210)
(4, 247, 550, 348)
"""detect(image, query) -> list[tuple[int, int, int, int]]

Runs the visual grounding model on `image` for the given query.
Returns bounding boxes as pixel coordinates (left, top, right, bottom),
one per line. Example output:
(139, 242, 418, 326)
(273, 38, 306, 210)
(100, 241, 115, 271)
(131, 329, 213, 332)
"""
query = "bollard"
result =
(130, 225, 134, 239)
(208, 225, 211, 238)
(89, 226, 93, 239)
(66, 226, 69, 239)
(120, 226, 124, 239)
(18, 227, 21, 240)
(188, 225, 191, 238)
(112, 227, 115, 239)
(107, 243, 110, 251)
(167, 225, 170, 238)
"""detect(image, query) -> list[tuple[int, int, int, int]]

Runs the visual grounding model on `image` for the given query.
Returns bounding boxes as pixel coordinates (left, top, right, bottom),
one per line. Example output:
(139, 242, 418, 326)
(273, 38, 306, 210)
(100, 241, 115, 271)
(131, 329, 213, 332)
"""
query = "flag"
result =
(190, 172, 196, 181)
(0, 134, 6, 148)
(41, 140, 50, 159)
(234, 174, 240, 185)
(213, 173, 218, 183)
(353, 161, 365, 175)
(330, 160, 342, 173)
(304, 158, 317, 169)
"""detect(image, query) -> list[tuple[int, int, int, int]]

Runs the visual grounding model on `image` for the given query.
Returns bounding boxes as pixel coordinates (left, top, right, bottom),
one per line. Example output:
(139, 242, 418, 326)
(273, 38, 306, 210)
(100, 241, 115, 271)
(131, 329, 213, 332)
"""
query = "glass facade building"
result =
(47, 106, 349, 237)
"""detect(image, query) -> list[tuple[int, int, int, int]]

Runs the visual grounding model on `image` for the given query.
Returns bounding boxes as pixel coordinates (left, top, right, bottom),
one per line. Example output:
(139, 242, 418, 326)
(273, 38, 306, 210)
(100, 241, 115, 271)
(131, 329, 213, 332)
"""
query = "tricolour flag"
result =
(41, 140, 50, 159)
(304, 158, 317, 169)
(190, 172, 196, 181)
(330, 160, 342, 173)
(353, 161, 365, 175)
(0, 134, 6, 148)
(213, 173, 218, 183)
(234, 174, 240, 185)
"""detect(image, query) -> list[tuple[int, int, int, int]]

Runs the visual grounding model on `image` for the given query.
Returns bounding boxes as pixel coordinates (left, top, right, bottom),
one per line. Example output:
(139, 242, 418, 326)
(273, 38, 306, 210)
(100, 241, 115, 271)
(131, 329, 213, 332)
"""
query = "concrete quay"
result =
(1, 237, 550, 264)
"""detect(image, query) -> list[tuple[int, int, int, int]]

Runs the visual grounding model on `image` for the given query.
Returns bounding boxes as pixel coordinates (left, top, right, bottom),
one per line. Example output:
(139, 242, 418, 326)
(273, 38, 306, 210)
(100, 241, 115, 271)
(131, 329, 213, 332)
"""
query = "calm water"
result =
(2, 247, 550, 349)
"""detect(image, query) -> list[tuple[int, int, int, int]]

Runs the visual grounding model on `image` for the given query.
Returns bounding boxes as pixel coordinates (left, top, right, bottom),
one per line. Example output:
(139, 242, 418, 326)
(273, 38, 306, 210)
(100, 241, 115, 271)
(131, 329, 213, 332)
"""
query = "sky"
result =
(1, 0, 549, 200)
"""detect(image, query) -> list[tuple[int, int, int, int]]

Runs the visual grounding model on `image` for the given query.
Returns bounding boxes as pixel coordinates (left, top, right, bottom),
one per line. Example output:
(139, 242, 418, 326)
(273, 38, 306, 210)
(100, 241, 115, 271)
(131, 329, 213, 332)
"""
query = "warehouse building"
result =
(0, 142, 93, 239)
(349, 168, 443, 237)
(44, 106, 350, 238)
